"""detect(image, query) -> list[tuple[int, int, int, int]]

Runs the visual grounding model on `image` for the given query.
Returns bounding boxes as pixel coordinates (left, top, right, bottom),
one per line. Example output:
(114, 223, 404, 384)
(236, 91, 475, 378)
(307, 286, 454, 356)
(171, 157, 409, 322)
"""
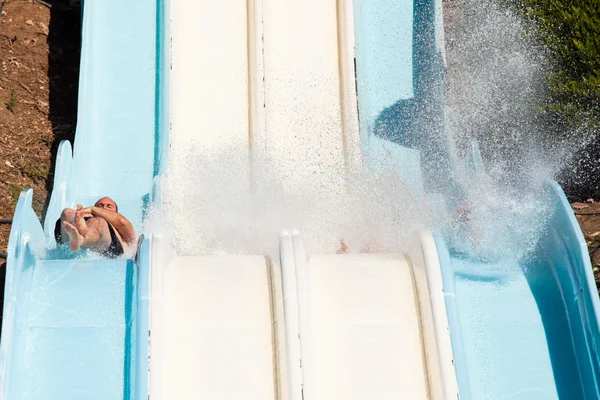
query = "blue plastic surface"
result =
(353, 0, 600, 398)
(0, 0, 169, 398)
(354, 0, 451, 199)
(435, 182, 600, 399)
(44, 0, 159, 232)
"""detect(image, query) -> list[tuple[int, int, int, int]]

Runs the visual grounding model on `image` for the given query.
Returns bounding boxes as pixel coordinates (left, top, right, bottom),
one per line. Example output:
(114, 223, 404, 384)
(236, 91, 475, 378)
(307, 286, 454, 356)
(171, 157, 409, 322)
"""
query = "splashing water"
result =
(445, 161, 555, 262)
(438, 0, 585, 262)
(146, 0, 584, 261)
(144, 144, 430, 258)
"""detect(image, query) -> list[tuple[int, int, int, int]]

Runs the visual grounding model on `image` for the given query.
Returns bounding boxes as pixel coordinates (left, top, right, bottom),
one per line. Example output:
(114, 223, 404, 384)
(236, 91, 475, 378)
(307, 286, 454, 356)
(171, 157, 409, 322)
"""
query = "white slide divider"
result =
(149, 235, 171, 400)
(337, 0, 362, 170)
(247, 0, 266, 158)
(408, 230, 459, 400)
(279, 231, 305, 400)
(290, 231, 317, 400)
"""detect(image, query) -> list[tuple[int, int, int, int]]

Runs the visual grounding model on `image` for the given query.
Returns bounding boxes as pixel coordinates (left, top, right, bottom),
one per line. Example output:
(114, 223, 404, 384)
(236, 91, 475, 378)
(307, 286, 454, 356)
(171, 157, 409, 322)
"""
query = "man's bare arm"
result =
(86, 206, 137, 244)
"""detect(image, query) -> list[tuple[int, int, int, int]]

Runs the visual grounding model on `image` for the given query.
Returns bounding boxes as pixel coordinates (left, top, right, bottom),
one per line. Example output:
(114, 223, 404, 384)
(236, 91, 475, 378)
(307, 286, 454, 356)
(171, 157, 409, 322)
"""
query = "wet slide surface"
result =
(162, 0, 361, 396)
(352, 0, 600, 398)
(437, 184, 600, 400)
(450, 258, 564, 399)
(0, 0, 160, 398)
(19, 259, 136, 399)
(160, 0, 456, 399)
(305, 254, 429, 399)
(159, 256, 277, 400)
(170, 0, 359, 184)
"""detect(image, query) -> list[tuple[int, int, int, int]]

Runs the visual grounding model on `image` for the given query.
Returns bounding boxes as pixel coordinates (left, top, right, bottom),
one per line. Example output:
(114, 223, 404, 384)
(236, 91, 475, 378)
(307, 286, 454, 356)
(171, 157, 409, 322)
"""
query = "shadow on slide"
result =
(372, 0, 451, 195)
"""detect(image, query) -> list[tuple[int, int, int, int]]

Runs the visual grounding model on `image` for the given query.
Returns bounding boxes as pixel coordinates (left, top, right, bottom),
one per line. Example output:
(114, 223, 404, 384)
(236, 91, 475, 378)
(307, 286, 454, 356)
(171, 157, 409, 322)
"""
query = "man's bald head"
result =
(95, 197, 118, 213)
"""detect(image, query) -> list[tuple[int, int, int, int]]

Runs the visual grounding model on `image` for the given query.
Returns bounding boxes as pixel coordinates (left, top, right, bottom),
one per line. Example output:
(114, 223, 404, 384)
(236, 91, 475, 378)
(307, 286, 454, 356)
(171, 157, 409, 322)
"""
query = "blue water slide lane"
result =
(434, 180, 600, 399)
(0, 0, 169, 399)
(353, 0, 600, 399)
(353, 0, 451, 201)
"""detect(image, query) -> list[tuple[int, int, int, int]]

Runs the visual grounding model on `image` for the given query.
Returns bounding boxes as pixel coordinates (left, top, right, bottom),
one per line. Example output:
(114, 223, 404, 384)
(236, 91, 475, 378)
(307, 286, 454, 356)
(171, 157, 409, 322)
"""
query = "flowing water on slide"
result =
(440, 0, 593, 262)
(147, 148, 429, 257)
(147, 0, 588, 262)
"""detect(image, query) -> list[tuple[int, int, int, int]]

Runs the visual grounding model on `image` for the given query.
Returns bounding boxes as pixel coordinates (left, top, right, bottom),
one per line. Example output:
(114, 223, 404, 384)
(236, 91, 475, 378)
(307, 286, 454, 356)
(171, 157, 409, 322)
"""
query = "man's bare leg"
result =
(63, 217, 111, 253)
(62, 221, 83, 251)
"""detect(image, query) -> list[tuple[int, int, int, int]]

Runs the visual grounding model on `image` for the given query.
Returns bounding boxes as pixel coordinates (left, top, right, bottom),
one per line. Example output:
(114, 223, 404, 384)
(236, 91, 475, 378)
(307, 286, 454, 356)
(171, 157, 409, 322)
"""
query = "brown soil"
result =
(0, 0, 80, 254)
(0, 0, 80, 321)
(572, 201, 600, 293)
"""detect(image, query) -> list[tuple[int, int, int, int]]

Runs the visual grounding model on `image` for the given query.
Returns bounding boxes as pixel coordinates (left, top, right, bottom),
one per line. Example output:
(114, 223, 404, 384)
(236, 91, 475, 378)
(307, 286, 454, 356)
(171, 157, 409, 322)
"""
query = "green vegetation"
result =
(6, 89, 16, 113)
(509, 0, 600, 129)
(23, 164, 48, 181)
(8, 184, 23, 203)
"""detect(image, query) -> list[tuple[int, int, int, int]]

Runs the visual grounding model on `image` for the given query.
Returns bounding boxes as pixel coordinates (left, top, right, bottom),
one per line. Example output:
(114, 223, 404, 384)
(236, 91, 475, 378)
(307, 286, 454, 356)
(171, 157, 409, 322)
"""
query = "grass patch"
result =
(8, 184, 24, 204)
(23, 164, 48, 181)
(6, 89, 16, 113)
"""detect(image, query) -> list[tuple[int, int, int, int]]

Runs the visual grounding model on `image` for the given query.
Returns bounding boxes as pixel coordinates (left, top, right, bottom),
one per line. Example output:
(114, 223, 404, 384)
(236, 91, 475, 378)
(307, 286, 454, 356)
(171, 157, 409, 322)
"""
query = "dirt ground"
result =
(573, 201, 600, 293)
(0, 0, 79, 254)
(0, 0, 79, 321)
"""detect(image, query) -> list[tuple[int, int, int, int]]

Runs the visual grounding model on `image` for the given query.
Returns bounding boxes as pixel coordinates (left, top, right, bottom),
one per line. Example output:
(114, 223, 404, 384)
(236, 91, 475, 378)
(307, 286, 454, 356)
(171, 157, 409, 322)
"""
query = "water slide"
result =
(353, 0, 600, 398)
(149, 1, 456, 399)
(1, 1, 600, 400)
(0, 0, 167, 398)
(435, 155, 600, 399)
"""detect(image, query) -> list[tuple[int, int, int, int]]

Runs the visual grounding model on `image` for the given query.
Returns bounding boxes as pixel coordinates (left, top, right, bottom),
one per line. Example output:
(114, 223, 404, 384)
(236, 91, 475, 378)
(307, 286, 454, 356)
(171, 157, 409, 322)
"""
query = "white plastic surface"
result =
(171, 0, 249, 153)
(167, 0, 457, 398)
(279, 232, 304, 400)
(153, 251, 278, 400)
(262, 0, 359, 189)
(279, 230, 459, 400)
(408, 230, 459, 400)
(171, 0, 361, 183)
(307, 253, 429, 399)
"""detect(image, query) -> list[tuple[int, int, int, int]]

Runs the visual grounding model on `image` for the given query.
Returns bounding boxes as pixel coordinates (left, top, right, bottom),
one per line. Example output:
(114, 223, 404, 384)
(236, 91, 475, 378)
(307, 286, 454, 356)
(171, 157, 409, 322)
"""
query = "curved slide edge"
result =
(154, 0, 171, 180)
(279, 229, 458, 400)
(431, 233, 472, 400)
(0, 190, 46, 398)
(547, 181, 600, 396)
(434, 180, 600, 399)
(278, 231, 304, 400)
(43, 140, 73, 241)
(134, 237, 151, 400)
(407, 229, 459, 400)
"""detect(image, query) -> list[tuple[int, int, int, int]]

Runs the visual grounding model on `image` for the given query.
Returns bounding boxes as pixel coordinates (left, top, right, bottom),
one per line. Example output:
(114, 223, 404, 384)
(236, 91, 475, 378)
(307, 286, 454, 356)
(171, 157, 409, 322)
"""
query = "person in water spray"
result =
(55, 197, 136, 257)
(336, 238, 388, 254)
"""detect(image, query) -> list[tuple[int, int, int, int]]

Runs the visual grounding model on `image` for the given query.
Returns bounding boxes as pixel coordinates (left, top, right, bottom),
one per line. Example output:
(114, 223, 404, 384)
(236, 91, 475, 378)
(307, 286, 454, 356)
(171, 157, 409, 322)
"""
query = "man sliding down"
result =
(54, 197, 136, 257)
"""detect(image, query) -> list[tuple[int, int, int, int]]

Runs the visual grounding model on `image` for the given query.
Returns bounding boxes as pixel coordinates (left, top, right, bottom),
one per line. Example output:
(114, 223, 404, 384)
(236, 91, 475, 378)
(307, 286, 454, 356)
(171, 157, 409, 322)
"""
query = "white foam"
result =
(144, 145, 428, 258)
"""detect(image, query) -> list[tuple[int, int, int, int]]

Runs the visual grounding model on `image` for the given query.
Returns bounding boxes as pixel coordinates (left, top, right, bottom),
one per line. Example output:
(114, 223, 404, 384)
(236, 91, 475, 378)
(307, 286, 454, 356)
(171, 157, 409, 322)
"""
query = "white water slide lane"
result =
(150, 232, 457, 400)
(169, 0, 360, 179)
(150, 0, 458, 399)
